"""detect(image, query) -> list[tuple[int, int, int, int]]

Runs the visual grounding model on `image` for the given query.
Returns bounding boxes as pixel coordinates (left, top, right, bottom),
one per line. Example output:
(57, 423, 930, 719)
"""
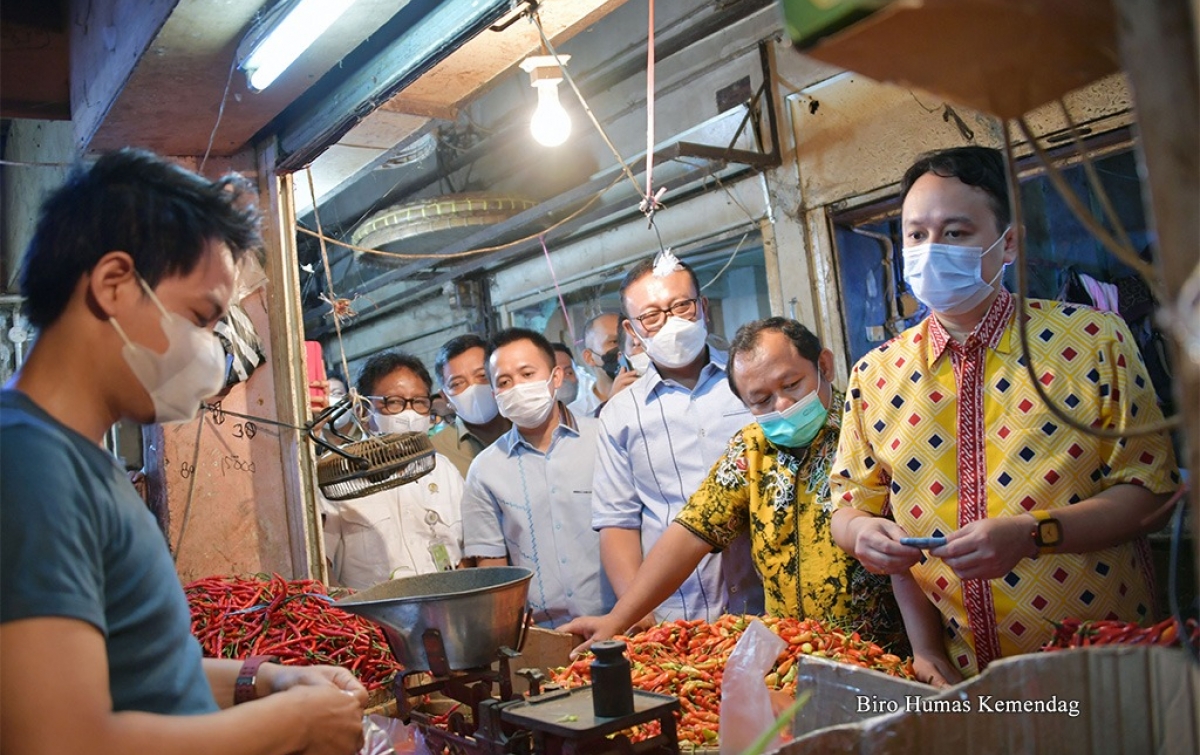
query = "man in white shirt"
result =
(322, 352, 464, 590)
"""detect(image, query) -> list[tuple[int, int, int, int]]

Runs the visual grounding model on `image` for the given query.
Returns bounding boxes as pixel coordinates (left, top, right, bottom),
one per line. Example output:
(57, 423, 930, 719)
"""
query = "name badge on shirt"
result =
(429, 539, 454, 572)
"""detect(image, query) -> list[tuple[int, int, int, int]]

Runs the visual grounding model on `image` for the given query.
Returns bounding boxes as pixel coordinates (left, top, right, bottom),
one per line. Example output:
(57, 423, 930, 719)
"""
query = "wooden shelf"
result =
(797, 0, 1118, 119)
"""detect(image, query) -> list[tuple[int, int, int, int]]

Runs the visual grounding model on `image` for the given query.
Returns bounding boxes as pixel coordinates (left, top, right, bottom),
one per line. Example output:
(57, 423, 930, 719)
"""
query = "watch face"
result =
(1037, 518, 1063, 547)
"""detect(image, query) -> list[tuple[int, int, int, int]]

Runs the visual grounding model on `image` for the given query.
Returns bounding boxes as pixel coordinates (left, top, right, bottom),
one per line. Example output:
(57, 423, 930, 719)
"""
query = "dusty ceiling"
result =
(3, 0, 788, 337)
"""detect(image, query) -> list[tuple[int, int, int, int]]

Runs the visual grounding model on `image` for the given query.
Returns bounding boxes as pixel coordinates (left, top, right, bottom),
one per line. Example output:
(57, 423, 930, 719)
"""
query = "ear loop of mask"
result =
(109, 275, 171, 347)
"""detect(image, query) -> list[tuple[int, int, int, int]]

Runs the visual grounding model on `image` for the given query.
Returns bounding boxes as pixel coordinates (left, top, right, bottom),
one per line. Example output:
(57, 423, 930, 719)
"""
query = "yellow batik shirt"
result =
(677, 395, 902, 646)
(832, 291, 1180, 676)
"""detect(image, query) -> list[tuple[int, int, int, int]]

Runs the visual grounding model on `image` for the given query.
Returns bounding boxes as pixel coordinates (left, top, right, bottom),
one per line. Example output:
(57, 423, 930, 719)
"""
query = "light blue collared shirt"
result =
(592, 349, 765, 621)
(462, 407, 612, 628)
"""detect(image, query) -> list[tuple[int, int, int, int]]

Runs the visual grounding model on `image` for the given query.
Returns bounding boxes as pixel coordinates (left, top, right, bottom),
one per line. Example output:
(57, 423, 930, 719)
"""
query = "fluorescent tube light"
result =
(238, 0, 358, 92)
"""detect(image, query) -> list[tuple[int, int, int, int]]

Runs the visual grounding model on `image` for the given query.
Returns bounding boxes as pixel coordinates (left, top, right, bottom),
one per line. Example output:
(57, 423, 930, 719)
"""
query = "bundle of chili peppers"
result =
(548, 614, 914, 747)
(185, 574, 403, 691)
(1042, 616, 1200, 651)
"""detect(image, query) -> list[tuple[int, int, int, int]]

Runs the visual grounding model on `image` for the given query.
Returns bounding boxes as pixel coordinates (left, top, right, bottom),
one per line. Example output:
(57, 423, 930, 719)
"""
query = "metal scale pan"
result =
(335, 567, 533, 672)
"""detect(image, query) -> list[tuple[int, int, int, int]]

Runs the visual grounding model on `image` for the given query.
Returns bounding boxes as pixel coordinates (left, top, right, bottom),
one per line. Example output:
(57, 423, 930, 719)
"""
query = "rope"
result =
(305, 168, 353, 387)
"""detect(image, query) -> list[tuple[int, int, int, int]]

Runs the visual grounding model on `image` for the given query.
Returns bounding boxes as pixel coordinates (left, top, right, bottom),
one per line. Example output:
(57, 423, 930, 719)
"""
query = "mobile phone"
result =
(900, 536, 947, 550)
(618, 353, 631, 372)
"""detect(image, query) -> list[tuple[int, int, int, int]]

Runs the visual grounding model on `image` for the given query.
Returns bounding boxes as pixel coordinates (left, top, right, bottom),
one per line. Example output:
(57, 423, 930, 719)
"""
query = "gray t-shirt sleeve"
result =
(1, 426, 107, 633)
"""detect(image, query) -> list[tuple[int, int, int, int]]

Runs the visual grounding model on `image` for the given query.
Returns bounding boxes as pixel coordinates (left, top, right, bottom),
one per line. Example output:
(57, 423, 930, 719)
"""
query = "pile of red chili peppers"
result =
(549, 614, 914, 747)
(185, 574, 403, 692)
(1042, 616, 1200, 650)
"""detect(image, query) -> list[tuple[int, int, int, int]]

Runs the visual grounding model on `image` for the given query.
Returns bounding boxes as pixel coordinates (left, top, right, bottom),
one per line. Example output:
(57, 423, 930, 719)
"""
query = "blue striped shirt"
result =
(462, 408, 612, 628)
(592, 349, 765, 621)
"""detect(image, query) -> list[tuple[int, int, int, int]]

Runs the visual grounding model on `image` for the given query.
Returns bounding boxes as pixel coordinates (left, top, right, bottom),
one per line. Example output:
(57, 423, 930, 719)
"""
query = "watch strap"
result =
(234, 655, 278, 705)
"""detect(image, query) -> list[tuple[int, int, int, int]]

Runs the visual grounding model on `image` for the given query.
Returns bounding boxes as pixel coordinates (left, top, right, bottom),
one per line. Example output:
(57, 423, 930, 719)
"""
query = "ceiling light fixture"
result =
(238, 0, 359, 92)
(519, 54, 572, 147)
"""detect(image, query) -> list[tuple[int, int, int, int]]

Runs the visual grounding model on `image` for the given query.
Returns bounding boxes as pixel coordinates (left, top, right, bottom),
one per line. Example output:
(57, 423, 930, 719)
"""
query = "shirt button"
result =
(551, 486, 559, 494)
(566, 590, 574, 597)
(699, 428, 706, 437)
(555, 523, 562, 531)
(560, 557, 568, 564)
(730, 585, 738, 593)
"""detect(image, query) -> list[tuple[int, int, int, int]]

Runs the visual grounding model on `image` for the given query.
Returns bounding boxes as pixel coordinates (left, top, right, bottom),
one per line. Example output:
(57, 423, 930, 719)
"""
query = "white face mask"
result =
(902, 229, 1009, 316)
(374, 409, 431, 436)
(555, 378, 579, 404)
(495, 376, 556, 428)
(447, 382, 499, 425)
(642, 305, 708, 369)
(626, 351, 651, 375)
(110, 277, 226, 424)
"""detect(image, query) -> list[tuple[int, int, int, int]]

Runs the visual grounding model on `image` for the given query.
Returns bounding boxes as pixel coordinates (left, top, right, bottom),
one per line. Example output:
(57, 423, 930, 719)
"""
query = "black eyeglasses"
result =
(633, 298, 699, 332)
(366, 395, 432, 415)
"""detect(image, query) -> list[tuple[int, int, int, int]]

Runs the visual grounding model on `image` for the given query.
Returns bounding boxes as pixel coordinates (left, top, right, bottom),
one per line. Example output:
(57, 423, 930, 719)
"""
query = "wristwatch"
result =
(1031, 510, 1063, 555)
(234, 655, 279, 705)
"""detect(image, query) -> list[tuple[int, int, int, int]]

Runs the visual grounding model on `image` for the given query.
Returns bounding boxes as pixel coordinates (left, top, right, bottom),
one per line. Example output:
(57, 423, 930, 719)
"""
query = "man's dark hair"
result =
(434, 333, 488, 386)
(551, 341, 574, 361)
(486, 328, 557, 375)
(726, 317, 823, 400)
(618, 256, 702, 318)
(900, 146, 1010, 230)
(19, 148, 261, 329)
(356, 352, 433, 396)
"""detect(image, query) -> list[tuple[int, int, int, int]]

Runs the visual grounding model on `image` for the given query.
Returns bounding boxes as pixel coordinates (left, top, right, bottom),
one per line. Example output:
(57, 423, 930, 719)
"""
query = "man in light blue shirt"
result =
(462, 328, 613, 628)
(593, 253, 765, 623)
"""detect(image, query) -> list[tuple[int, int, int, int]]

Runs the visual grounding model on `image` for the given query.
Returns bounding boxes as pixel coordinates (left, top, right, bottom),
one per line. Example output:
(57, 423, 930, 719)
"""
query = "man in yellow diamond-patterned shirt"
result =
(830, 146, 1181, 685)
(561, 318, 900, 655)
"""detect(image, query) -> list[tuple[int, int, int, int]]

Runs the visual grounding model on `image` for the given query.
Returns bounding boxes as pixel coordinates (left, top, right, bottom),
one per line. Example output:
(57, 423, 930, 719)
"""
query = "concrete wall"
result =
(1, 120, 75, 290)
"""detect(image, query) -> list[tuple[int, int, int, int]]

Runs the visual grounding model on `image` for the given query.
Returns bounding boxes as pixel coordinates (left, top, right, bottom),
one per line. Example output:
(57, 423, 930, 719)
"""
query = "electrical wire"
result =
(0, 158, 75, 168)
(294, 172, 622, 260)
(1056, 98, 1134, 254)
(200, 50, 240, 174)
(700, 231, 751, 291)
(1166, 485, 1199, 663)
(1001, 119, 1178, 439)
(1015, 116, 1163, 297)
(531, 12, 644, 200)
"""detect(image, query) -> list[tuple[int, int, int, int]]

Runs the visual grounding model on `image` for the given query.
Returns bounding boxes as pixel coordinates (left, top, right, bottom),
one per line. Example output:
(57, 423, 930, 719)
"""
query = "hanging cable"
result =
(200, 50, 239, 174)
(294, 172, 619, 261)
(306, 169, 353, 388)
(1001, 119, 1177, 439)
(700, 231, 751, 291)
(538, 235, 577, 345)
(1015, 116, 1163, 296)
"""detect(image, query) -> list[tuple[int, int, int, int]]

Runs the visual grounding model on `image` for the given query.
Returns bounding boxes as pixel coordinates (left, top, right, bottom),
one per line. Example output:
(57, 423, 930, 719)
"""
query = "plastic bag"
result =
(360, 715, 397, 755)
(360, 715, 431, 755)
(719, 618, 786, 755)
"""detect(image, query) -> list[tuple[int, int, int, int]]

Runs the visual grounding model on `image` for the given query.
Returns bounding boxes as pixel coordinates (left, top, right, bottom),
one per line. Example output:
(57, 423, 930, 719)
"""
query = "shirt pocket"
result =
(336, 504, 394, 572)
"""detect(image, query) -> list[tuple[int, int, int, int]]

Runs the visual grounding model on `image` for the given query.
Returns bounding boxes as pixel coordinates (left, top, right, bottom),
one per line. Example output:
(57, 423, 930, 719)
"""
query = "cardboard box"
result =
(775, 646, 1198, 754)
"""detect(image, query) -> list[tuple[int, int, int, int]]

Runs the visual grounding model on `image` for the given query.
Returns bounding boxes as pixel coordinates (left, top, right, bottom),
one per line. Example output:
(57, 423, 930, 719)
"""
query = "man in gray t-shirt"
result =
(0, 150, 365, 755)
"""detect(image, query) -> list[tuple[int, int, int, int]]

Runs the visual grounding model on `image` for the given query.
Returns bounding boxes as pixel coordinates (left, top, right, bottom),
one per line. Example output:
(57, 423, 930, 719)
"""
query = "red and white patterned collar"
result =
(927, 289, 1015, 362)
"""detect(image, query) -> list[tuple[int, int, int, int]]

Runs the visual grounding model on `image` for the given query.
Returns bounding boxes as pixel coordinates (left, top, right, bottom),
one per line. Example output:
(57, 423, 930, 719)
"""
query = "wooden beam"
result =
(68, 0, 177, 151)
(259, 142, 328, 581)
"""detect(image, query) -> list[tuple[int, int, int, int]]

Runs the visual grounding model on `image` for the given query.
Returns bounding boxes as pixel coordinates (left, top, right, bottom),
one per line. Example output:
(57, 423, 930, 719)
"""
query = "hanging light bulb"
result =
(520, 55, 572, 147)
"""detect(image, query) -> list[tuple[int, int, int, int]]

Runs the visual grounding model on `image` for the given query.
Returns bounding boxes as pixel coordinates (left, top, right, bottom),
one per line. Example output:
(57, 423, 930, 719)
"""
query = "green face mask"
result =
(754, 376, 828, 448)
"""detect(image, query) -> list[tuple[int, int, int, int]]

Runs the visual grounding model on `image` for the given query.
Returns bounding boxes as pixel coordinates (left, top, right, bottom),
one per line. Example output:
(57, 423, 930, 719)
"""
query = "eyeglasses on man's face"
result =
(367, 395, 432, 415)
(633, 297, 699, 333)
